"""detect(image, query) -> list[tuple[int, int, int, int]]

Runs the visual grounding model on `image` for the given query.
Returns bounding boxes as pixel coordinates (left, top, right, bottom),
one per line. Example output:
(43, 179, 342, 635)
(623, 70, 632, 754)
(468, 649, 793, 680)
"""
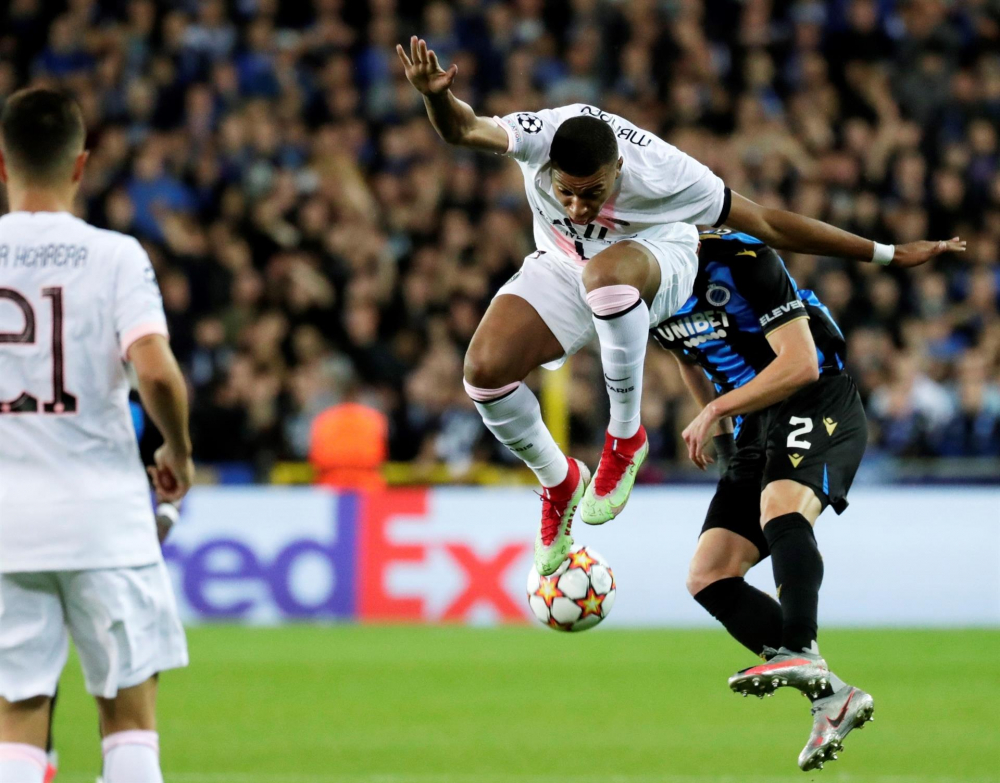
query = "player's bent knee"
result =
(462, 351, 519, 393)
(686, 567, 739, 598)
(581, 256, 620, 292)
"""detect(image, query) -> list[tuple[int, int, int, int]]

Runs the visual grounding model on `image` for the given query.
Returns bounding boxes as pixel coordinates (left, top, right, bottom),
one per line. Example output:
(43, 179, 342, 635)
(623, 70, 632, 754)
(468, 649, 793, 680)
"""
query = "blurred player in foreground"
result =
(397, 36, 964, 577)
(0, 88, 192, 783)
(656, 230, 872, 770)
(40, 394, 180, 782)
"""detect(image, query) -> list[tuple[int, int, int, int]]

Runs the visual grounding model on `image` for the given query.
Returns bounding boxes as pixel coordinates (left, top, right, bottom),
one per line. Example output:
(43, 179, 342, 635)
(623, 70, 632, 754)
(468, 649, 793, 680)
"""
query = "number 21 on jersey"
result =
(0, 286, 77, 414)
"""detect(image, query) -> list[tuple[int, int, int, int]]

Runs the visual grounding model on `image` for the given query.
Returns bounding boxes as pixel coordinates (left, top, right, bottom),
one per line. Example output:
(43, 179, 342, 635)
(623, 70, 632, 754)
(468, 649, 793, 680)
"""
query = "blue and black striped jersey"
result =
(652, 230, 846, 394)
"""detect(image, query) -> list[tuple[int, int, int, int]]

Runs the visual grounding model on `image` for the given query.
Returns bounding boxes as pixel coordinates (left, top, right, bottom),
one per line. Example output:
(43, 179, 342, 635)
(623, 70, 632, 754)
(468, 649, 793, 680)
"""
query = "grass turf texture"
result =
(50, 627, 998, 783)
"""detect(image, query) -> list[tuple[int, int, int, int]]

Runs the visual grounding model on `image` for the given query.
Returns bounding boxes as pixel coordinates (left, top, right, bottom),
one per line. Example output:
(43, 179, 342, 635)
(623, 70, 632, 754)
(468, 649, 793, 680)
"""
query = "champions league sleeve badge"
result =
(516, 113, 544, 134)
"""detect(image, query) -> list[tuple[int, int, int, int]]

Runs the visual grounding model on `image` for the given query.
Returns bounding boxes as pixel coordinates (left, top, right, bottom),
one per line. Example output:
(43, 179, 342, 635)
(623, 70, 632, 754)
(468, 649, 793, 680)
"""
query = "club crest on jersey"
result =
(706, 284, 731, 307)
(517, 113, 543, 134)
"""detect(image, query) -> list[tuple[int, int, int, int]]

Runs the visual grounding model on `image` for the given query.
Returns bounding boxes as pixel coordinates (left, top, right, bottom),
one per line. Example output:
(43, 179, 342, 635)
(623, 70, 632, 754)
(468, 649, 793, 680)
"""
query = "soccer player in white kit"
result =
(398, 37, 963, 577)
(0, 88, 191, 783)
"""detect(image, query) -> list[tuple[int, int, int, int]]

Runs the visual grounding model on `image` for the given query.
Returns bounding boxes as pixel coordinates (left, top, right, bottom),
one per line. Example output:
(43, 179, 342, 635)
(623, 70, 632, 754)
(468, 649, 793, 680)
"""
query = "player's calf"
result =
(97, 678, 162, 783)
(586, 284, 648, 442)
(0, 694, 51, 783)
(580, 246, 663, 523)
(464, 380, 570, 490)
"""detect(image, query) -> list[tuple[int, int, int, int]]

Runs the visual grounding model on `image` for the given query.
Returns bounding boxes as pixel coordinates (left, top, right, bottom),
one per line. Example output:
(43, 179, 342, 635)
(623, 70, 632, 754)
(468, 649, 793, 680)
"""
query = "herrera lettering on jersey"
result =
(0, 243, 88, 269)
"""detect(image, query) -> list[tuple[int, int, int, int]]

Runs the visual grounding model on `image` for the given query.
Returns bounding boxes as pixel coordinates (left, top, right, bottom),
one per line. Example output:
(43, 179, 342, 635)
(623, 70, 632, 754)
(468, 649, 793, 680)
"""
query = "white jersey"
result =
(493, 104, 729, 265)
(0, 211, 168, 573)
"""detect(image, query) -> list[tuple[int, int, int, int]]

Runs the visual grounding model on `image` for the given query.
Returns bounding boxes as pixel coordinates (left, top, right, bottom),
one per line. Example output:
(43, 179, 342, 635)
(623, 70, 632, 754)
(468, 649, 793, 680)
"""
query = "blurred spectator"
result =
(309, 375, 389, 490)
(0, 0, 997, 478)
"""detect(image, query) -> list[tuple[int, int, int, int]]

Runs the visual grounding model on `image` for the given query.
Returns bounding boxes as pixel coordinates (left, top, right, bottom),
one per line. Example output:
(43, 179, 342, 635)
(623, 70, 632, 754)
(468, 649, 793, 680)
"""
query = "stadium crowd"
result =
(2, 0, 999, 477)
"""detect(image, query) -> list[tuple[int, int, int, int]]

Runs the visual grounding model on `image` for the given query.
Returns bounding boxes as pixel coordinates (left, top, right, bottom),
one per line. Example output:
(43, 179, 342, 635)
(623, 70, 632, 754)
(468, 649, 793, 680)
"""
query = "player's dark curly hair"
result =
(0, 88, 85, 183)
(549, 116, 619, 177)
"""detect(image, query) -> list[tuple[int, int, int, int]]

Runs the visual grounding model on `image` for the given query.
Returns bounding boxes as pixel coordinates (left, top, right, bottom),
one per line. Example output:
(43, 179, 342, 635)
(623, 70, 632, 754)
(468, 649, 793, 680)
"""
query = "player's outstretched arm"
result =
(725, 191, 966, 268)
(129, 334, 193, 503)
(682, 319, 818, 468)
(396, 36, 508, 153)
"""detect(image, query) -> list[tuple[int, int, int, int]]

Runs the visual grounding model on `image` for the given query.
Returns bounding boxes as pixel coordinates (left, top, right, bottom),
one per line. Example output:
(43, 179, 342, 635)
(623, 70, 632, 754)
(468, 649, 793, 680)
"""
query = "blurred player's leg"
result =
(464, 293, 585, 574)
(688, 529, 782, 657)
(0, 572, 67, 783)
(97, 678, 161, 783)
(59, 565, 186, 783)
(0, 696, 51, 783)
(580, 242, 662, 524)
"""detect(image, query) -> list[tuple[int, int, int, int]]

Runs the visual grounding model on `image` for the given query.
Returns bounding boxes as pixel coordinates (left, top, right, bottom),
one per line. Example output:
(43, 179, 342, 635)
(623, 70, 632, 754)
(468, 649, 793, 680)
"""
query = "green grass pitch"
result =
(50, 626, 998, 783)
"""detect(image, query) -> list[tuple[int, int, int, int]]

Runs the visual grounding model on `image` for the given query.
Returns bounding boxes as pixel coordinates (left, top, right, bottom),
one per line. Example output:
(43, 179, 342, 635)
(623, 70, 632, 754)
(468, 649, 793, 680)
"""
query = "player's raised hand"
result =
(149, 443, 194, 504)
(396, 36, 457, 95)
(891, 237, 966, 268)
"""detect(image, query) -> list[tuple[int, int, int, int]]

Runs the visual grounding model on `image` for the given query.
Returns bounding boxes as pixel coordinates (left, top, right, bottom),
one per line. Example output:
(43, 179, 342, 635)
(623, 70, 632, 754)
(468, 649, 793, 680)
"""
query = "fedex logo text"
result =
(163, 489, 533, 625)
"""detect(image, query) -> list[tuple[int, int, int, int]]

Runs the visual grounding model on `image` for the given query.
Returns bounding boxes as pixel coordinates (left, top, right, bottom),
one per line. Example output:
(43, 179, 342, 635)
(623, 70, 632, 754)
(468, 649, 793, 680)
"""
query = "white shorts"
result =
(496, 236, 698, 369)
(0, 561, 188, 701)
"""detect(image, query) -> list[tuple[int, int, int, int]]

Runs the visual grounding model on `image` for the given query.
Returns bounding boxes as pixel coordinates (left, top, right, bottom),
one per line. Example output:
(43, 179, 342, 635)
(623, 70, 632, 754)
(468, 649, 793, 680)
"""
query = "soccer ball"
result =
(526, 544, 616, 632)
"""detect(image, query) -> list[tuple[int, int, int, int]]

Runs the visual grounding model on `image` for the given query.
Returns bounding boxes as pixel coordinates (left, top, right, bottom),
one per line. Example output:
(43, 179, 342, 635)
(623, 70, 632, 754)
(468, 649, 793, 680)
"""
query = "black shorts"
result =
(702, 374, 868, 559)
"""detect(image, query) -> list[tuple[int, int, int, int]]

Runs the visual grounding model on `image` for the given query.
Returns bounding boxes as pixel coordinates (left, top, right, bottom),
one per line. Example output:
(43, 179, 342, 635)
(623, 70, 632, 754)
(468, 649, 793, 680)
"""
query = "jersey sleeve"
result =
(113, 237, 169, 358)
(729, 247, 809, 335)
(492, 108, 561, 166)
(653, 148, 730, 227)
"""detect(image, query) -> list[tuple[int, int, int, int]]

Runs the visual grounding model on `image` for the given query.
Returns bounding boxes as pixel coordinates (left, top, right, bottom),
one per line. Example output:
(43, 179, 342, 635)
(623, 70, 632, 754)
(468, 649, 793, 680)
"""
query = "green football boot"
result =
(580, 426, 648, 525)
(534, 458, 591, 576)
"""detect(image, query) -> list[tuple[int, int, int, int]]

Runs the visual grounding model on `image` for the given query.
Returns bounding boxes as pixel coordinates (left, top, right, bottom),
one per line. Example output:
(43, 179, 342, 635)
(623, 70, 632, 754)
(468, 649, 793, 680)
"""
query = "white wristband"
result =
(155, 501, 180, 529)
(872, 242, 895, 266)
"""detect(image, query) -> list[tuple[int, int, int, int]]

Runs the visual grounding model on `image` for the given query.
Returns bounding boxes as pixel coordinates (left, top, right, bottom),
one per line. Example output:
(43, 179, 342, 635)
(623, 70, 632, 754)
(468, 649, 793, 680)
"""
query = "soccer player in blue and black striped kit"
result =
(654, 230, 872, 771)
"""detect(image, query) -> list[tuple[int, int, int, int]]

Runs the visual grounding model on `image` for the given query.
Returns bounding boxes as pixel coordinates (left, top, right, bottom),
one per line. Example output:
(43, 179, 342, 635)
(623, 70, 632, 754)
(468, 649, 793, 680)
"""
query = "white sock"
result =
(0, 743, 47, 783)
(588, 285, 649, 438)
(102, 731, 163, 783)
(464, 380, 569, 487)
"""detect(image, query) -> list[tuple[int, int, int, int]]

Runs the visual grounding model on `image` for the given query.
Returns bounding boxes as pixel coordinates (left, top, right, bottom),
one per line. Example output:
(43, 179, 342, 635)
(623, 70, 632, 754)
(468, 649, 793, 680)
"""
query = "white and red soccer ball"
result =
(526, 544, 616, 632)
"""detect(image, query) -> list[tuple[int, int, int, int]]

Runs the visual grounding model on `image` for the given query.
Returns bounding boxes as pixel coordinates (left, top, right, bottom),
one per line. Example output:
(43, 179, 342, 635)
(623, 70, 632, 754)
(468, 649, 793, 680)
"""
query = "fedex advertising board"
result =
(162, 487, 1000, 627)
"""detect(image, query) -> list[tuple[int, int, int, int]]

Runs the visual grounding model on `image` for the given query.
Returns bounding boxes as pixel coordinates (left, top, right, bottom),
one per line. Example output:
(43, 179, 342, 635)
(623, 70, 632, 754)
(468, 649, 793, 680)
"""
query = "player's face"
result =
(551, 158, 622, 224)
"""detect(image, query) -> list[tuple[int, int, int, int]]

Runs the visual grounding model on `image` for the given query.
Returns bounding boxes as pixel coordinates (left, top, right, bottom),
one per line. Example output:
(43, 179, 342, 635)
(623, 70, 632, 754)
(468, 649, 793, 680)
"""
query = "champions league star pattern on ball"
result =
(526, 545, 616, 632)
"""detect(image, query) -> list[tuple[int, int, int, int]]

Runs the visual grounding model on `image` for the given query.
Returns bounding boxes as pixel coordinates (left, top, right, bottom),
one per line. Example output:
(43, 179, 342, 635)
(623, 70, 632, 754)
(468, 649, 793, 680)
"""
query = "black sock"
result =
(763, 512, 824, 652)
(694, 576, 783, 656)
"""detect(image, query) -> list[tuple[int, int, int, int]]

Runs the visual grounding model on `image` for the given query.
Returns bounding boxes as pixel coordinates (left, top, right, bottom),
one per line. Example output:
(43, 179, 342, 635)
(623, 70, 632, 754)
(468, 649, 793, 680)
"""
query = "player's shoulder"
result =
(82, 223, 148, 262)
(519, 104, 637, 134)
(698, 230, 794, 299)
(698, 229, 773, 263)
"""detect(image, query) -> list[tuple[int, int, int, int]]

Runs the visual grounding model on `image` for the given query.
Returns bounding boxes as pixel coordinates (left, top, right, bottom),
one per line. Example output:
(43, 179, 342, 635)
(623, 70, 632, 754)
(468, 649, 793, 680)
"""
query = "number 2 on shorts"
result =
(787, 416, 813, 449)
